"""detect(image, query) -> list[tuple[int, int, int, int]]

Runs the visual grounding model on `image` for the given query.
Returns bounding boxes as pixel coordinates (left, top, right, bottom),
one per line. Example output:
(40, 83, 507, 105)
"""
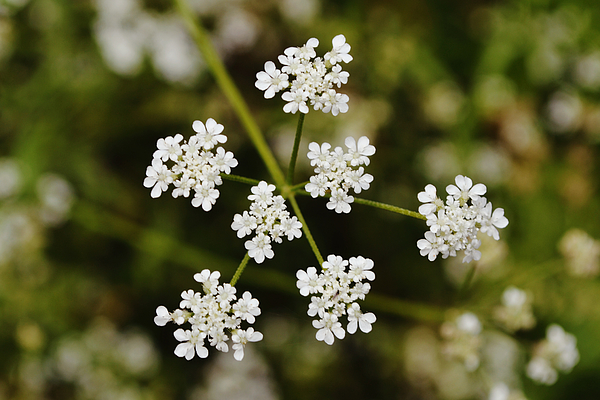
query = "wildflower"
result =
(558, 229, 600, 277)
(231, 181, 302, 263)
(417, 175, 509, 263)
(440, 312, 482, 371)
(256, 34, 352, 115)
(297, 254, 376, 345)
(526, 324, 579, 385)
(154, 270, 262, 361)
(144, 118, 238, 210)
(493, 286, 536, 332)
(305, 136, 375, 213)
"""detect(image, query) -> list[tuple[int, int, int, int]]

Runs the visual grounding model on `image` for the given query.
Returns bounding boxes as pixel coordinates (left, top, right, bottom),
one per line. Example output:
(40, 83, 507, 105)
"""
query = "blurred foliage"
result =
(1, 0, 600, 399)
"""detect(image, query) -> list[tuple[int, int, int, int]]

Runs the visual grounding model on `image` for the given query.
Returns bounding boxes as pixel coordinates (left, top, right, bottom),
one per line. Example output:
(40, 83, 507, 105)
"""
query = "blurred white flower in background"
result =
(558, 228, 600, 278)
(0, 158, 21, 199)
(574, 52, 600, 90)
(546, 90, 583, 133)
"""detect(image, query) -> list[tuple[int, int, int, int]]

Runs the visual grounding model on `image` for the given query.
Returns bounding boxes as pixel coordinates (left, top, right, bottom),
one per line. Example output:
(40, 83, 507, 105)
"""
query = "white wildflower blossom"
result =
(488, 382, 528, 400)
(144, 118, 238, 209)
(493, 286, 536, 332)
(297, 254, 376, 345)
(232, 181, 302, 264)
(256, 34, 352, 115)
(417, 175, 509, 263)
(440, 312, 483, 371)
(305, 136, 375, 213)
(526, 324, 579, 385)
(558, 228, 600, 278)
(155, 270, 262, 361)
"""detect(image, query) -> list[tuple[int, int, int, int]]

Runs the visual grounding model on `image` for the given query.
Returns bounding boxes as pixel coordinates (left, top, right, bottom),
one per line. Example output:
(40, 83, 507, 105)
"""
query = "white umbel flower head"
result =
(417, 175, 509, 263)
(256, 34, 352, 115)
(526, 324, 579, 385)
(493, 286, 536, 332)
(305, 136, 376, 213)
(144, 118, 238, 209)
(154, 270, 262, 361)
(440, 311, 483, 371)
(232, 181, 303, 264)
(297, 254, 376, 345)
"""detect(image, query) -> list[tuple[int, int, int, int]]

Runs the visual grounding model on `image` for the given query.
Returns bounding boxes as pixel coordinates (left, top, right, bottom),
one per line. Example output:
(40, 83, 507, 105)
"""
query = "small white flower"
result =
(192, 118, 227, 150)
(327, 188, 353, 214)
(348, 256, 376, 282)
(446, 174, 487, 204)
(174, 328, 209, 360)
(231, 327, 263, 361)
(233, 292, 261, 324)
(344, 136, 376, 166)
(282, 90, 310, 114)
(417, 184, 443, 216)
(209, 147, 238, 174)
(191, 181, 219, 211)
(255, 61, 289, 99)
(144, 158, 172, 198)
(296, 266, 322, 296)
(313, 313, 346, 345)
(194, 269, 221, 293)
(324, 34, 353, 65)
(231, 211, 258, 238)
(245, 233, 275, 264)
(154, 306, 172, 326)
(153, 134, 184, 162)
(346, 303, 376, 334)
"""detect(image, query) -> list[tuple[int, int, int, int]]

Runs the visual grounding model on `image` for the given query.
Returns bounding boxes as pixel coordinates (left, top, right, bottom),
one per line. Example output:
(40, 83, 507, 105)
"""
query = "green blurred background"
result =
(1, 0, 600, 399)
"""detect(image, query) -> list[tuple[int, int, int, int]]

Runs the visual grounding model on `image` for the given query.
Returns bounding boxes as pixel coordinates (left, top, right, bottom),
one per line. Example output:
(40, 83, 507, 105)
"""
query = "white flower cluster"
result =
(488, 383, 528, 400)
(154, 269, 263, 361)
(417, 175, 509, 263)
(440, 311, 483, 371)
(255, 34, 352, 115)
(526, 324, 579, 385)
(558, 228, 600, 278)
(231, 181, 302, 264)
(493, 286, 536, 332)
(305, 136, 375, 214)
(143, 118, 238, 211)
(296, 254, 377, 345)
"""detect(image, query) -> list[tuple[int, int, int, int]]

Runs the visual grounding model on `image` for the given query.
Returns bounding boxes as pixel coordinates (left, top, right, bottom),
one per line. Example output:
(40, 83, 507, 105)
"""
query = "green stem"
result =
(457, 263, 477, 299)
(366, 293, 446, 322)
(221, 173, 261, 186)
(291, 181, 309, 192)
(287, 194, 324, 265)
(294, 191, 426, 221)
(173, 0, 285, 188)
(352, 197, 426, 220)
(286, 113, 305, 184)
(230, 253, 251, 286)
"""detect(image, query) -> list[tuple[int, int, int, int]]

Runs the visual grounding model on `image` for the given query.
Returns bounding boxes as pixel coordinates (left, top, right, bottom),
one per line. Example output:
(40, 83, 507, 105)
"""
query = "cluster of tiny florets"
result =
(154, 269, 262, 361)
(296, 254, 376, 345)
(526, 324, 579, 385)
(440, 311, 483, 371)
(231, 181, 302, 264)
(143, 118, 237, 211)
(255, 34, 352, 115)
(417, 175, 509, 263)
(305, 136, 375, 214)
(558, 228, 600, 277)
(493, 286, 536, 332)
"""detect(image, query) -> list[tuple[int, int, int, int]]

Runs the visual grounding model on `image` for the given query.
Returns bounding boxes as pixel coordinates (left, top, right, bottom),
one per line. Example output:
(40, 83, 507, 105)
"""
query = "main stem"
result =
(286, 113, 305, 184)
(173, 0, 285, 188)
